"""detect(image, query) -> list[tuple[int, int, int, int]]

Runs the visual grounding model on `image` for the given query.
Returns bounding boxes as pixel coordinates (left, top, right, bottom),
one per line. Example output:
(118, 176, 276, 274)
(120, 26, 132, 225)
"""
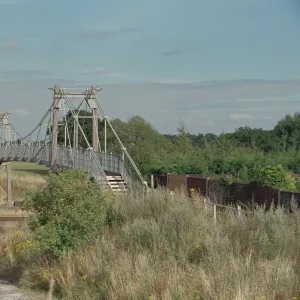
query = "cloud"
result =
(71, 28, 135, 40)
(78, 66, 131, 80)
(78, 66, 203, 84)
(230, 114, 254, 120)
(160, 50, 183, 56)
(1, 78, 300, 136)
(9, 108, 30, 115)
(0, 70, 53, 80)
(79, 67, 110, 75)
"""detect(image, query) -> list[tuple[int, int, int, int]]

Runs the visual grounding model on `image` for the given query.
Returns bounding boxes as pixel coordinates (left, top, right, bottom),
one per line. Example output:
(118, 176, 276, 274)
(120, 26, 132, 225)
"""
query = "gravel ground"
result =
(0, 280, 26, 300)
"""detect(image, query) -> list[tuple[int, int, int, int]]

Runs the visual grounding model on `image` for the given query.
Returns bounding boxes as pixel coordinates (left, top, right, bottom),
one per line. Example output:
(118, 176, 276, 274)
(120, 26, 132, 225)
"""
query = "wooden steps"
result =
(107, 175, 128, 193)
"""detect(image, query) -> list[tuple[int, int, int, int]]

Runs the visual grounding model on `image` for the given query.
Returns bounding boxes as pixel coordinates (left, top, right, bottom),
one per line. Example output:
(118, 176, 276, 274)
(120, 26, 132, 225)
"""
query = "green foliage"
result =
(250, 164, 297, 191)
(22, 169, 108, 257)
(52, 110, 300, 189)
(174, 121, 194, 154)
(274, 112, 300, 151)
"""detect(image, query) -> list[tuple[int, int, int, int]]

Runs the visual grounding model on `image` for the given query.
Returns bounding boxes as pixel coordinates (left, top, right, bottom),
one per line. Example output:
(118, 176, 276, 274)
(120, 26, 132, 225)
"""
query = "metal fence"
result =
(153, 174, 300, 211)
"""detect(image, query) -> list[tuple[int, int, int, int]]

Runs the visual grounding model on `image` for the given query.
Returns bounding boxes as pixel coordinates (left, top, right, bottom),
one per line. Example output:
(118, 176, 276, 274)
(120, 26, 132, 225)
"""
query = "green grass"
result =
(10, 162, 49, 176)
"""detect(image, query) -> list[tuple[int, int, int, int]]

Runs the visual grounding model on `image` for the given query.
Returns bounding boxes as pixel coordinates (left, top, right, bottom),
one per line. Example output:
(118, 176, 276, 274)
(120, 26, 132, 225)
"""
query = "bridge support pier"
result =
(0, 163, 12, 207)
(92, 108, 98, 152)
(50, 85, 63, 170)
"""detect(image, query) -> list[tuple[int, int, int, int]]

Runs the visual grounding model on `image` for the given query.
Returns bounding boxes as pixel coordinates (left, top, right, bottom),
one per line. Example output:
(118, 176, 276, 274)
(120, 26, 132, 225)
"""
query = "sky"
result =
(1, 0, 300, 135)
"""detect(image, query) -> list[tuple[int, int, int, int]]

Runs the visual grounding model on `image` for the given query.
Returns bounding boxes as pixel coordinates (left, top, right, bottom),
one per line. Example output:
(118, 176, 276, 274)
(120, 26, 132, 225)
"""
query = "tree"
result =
(250, 164, 296, 192)
(229, 127, 279, 152)
(273, 113, 300, 151)
(174, 121, 194, 154)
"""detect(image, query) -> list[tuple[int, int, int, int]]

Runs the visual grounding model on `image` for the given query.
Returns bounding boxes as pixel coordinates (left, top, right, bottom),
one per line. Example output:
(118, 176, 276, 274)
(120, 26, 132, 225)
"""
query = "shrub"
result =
(250, 164, 297, 192)
(22, 169, 108, 257)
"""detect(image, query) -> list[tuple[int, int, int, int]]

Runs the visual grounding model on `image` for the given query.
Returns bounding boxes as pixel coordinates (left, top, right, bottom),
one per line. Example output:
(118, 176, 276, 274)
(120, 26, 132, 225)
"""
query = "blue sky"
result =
(1, 0, 300, 135)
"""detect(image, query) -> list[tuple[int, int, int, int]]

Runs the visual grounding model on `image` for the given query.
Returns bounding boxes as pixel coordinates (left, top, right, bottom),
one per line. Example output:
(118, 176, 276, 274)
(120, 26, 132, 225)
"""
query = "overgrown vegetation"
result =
(22, 170, 109, 257)
(56, 111, 300, 192)
(0, 163, 46, 204)
(2, 112, 300, 298)
(1, 170, 300, 299)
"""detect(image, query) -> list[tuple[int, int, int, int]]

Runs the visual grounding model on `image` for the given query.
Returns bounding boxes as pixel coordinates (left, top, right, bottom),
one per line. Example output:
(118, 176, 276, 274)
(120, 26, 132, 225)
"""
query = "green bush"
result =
(250, 164, 297, 192)
(22, 169, 108, 257)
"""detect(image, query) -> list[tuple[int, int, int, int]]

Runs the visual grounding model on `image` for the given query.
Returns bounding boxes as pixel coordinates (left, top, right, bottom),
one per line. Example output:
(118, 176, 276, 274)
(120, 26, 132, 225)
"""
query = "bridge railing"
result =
(0, 144, 133, 186)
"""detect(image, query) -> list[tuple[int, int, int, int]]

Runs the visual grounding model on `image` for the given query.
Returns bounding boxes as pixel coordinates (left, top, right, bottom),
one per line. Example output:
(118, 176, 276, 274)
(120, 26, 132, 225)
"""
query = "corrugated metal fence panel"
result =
(293, 193, 300, 207)
(280, 191, 293, 211)
(187, 177, 207, 197)
(152, 173, 300, 209)
(168, 174, 187, 193)
(208, 180, 230, 205)
(230, 183, 252, 204)
(153, 174, 168, 188)
(253, 186, 279, 207)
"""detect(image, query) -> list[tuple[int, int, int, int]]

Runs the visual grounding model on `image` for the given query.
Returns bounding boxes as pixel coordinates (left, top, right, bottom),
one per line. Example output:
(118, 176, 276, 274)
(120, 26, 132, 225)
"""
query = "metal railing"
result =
(0, 144, 133, 188)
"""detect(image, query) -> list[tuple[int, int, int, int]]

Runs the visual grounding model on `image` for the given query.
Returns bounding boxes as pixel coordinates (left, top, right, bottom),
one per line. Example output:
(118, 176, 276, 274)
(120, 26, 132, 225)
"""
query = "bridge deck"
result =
(0, 144, 133, 189)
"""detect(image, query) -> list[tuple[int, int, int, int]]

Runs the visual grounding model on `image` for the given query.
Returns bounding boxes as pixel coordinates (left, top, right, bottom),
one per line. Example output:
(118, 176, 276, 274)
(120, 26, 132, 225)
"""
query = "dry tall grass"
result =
(0, 170, 45, 204)
(6, 189, 299, 300)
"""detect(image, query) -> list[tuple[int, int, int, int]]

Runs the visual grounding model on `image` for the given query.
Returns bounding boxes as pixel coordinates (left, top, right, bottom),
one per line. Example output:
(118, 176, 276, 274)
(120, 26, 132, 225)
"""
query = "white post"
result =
(150, 175, 154, 189)
(213, 204, 217, 223)
(64, 125, 67, 147)
(237, 205, 241, 216)
(104, 117, 107, 153)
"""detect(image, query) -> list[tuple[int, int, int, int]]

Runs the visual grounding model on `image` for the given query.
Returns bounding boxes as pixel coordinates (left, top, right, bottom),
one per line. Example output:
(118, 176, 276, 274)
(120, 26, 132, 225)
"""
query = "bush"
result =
(22, 169, 108, 257)
(250, 164, 297, 192)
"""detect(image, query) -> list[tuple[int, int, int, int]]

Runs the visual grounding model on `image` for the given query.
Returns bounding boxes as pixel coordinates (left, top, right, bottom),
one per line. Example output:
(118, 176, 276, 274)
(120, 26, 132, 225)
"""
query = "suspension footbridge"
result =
(0, 85, 147, 194)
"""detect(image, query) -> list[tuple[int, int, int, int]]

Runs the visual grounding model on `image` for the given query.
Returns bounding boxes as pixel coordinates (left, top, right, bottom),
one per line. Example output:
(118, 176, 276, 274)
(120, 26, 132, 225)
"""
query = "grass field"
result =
(0, 162, 47, 205)
(1, 165, 300, 299)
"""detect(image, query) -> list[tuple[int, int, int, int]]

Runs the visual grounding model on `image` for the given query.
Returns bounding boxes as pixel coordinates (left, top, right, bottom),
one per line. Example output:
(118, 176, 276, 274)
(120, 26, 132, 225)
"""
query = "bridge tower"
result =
(49, 85, 101, 169)
(46, 85, 147, 191)
(0, 112, 11, 145)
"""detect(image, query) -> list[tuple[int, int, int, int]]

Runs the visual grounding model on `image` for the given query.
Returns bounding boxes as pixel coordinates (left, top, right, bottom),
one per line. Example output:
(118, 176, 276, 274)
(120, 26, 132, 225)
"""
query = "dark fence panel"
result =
(187, 176, 207, 198)
(252, 186, 279, 207)
(207, 180, 230, 205)
(153, 174, 168, 188)
(152, 174, 300, 210)
(230, 183, 252, 204)
(293, 193, 300, 207)
(168, 174, 187, 194)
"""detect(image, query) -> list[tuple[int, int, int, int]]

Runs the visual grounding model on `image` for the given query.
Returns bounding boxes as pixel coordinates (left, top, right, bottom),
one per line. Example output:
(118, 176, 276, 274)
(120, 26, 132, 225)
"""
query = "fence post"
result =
(150, 175, 154, 189)
(237, 205, 241, 216)
(277, 189, 281, 208)
(6, 163, 12, 207)
(213, 204, 217, 224)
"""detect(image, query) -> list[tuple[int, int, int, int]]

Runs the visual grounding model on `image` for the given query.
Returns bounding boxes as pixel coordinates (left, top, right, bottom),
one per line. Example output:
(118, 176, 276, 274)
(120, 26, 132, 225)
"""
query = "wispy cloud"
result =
(78, 66, 202, 84)
(1, 78, 300, 135)
(230, 114, 254, 120)
(0, 70, 53, 79)
(71, 28, 135, 40)
(160, 50, 183, 56)
(78, 66, 130, 79)
(9, 108, 29, 115)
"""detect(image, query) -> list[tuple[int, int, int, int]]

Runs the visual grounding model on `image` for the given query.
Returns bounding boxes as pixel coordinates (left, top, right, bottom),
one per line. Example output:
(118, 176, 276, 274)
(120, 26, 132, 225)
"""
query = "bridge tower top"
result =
(0, 111, 11, 144)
